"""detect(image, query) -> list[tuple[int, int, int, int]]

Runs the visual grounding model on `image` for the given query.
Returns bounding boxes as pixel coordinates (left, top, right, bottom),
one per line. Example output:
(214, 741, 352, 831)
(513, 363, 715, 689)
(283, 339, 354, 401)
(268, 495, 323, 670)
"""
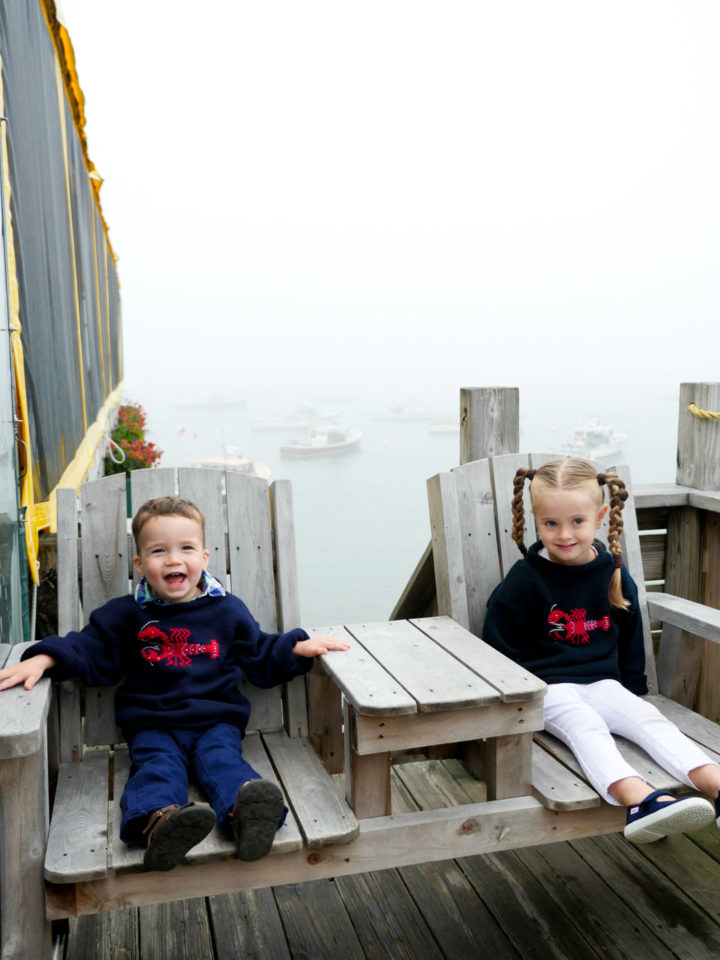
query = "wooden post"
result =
(674, 382, 720, 721)
(391, 387, 520, 620)
(677, 383, 720, 490)
(460, 387, 520, 465)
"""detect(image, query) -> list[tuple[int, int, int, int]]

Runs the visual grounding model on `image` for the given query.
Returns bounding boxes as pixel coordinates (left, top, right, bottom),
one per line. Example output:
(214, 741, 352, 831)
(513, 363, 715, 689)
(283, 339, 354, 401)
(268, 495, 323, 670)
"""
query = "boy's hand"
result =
(293, 635, 350, 658)
(0, 654, 56, 692)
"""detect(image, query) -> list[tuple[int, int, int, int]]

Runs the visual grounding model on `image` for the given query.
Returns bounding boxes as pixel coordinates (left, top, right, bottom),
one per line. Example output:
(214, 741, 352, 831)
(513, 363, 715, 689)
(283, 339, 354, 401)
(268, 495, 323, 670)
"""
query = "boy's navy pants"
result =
(120, 723, 262, 845)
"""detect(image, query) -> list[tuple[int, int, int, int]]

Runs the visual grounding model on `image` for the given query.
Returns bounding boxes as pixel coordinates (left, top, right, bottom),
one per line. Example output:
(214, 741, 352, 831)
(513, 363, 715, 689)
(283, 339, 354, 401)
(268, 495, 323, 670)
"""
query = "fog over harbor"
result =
(58, 0, 720, 619)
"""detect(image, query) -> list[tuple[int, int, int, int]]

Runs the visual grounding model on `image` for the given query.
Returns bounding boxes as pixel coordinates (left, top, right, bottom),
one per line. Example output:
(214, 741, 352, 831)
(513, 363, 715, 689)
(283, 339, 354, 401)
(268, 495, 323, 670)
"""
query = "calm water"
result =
(144, 388, 681, 625)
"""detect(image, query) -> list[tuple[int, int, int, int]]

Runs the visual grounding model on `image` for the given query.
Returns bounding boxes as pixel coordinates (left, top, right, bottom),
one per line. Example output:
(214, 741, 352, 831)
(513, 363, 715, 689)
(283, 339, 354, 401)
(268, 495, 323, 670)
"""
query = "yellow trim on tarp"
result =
(0, 7, 123, 583)
(54, 54, 88, 434)
(35, 381, 124, 533)
(39, 0, 117, 264)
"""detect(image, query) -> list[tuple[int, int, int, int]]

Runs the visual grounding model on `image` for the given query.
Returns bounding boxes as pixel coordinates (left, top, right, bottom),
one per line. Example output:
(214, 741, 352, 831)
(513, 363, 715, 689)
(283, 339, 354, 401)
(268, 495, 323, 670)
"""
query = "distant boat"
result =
(178, 396, 246, 411)
(280, 425, 362, 459)
(562, 419, 627, 461)
(429, 416, 459, 434)
(253, 407, 340, 430)
(187, 446, 271, 479)
(369, 405, 431, 421)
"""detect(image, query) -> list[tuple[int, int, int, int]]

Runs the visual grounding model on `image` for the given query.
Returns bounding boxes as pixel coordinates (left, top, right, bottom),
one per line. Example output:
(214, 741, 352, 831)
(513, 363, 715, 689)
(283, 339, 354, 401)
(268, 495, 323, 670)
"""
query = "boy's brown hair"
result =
(132, 497, 206, 551)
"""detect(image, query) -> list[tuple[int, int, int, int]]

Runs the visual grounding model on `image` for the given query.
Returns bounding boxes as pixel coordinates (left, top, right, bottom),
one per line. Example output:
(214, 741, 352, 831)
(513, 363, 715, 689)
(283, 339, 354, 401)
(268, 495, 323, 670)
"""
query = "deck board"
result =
(62, 758, 720, 960)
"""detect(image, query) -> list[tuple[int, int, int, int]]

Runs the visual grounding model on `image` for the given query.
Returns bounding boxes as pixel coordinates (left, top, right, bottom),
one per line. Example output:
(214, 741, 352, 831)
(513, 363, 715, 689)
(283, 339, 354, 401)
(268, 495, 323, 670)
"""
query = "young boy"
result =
(0, 496, 350, 871)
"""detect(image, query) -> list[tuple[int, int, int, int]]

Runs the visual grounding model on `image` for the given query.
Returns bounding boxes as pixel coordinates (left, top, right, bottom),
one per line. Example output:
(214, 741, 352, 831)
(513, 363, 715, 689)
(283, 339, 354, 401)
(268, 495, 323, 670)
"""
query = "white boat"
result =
(562, 419, 627, 461)
(429, 416, 459, 434)
(280, 426, 362, 459)
(252, 407, 340, 430)
(369, 405, 431, 422)
(187, 446, 271, 479)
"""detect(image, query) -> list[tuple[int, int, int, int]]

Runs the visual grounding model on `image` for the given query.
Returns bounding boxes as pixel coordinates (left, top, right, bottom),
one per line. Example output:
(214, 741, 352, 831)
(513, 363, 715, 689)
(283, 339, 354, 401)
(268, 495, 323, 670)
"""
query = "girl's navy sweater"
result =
(482, 541, 648, 695)
(22, 592, 312, 737)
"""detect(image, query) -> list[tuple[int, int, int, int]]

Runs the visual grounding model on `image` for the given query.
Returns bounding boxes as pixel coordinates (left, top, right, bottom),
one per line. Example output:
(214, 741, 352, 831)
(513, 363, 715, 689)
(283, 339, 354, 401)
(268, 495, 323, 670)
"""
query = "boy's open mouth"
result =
(164, 573, 187, 585)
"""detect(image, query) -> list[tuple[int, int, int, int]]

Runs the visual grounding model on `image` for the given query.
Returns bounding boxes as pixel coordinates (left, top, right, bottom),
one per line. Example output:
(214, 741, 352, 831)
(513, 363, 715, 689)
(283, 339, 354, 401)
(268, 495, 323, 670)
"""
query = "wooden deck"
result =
(59, 758, 720, 960)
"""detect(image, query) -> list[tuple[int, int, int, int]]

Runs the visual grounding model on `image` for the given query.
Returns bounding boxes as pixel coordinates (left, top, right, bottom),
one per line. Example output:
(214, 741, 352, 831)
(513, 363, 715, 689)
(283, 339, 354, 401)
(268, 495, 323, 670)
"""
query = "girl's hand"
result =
(293, 635, 351, 658)
(0, 654, 56, 691)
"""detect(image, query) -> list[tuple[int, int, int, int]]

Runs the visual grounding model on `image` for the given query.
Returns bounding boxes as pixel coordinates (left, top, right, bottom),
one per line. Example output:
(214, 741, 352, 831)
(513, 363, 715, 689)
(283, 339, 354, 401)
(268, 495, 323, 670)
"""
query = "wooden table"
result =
(317, 616, 547, 818)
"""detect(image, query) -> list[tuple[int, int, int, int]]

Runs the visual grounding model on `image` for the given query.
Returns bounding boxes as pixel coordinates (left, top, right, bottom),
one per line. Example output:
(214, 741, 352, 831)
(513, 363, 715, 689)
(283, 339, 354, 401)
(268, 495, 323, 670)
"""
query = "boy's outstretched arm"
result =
(293, 635, 351, 658)
(0, 654, 56, 692)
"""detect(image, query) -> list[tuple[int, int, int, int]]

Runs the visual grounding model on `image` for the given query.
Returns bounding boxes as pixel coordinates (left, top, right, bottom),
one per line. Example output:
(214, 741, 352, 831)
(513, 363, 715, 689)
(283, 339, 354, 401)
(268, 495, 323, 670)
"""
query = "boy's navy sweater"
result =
(482, 541, 648, 695)
(22, 592, 312, 737)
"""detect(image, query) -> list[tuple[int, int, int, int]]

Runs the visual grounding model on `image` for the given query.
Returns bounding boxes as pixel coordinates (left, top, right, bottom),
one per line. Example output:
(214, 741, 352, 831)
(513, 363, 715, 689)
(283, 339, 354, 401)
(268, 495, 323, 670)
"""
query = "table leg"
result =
(463, 733, 532, 800)
(343, 700, 391, 817)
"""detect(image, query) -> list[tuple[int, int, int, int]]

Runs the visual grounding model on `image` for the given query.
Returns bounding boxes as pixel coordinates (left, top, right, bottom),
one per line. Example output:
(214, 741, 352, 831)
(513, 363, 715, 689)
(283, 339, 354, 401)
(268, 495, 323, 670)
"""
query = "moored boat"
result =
(280, 426, 362, 458)
(562, 418, 627, 461)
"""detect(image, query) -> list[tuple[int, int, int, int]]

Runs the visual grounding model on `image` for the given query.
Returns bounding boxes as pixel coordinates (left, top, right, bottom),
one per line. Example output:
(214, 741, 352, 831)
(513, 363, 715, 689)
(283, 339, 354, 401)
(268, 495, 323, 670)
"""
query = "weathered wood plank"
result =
(137, 898, 215, 960)
(459, 386, 519, 464)
(489, 452, 533, 579)
(390, 540, 436, 621)
(648, 693, 720, 756)
(49, 798, 627, 919)
(80, 474, 127, 748)
(345, 619, 501, 712)
(226, 473, 281, 733)
(427, 470, 471, 629)
(634, 484, 691, 510)
(655, 622, 706, 705)
(273, 879, 365, 960)
(531, 741, 601, 810)
(534, 730, 687, 794)
(452, 456, 502, 636)
(177, 467, 226, 581)
(314, 624, 416, 717)
(336, 867, 448, 959)
(270, 479, 308, 737)
(65, 907, 140, 960)
(0, 738, 52, 960)
(262, 730, 359, 847)
(45, 751, 110, 882)
(306, 656, 344, 774)
(572, 833, 720, 960)
(458, 851, 596, 960)
(0, 642, 51, 759)
(648, 592, 720, 642)
(208, 887, 292, 960)
(352, 699, 544, 756)
(520, 842, 677, 959)
(412, 615, 546, 702)
(677, 382, 720, 490)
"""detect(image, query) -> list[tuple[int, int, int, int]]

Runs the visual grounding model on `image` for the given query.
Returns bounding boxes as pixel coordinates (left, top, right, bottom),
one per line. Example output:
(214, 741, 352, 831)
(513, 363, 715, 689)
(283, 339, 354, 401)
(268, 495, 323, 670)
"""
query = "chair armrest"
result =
(0, 642, 52, 759)
(647, 592, 720, 645)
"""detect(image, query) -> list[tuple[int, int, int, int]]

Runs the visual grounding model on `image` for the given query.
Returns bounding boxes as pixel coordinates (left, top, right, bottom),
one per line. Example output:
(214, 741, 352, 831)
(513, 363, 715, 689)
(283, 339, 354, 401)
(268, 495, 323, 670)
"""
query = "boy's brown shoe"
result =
(230, 780, 284, 861)
(143, 801, 216, 871)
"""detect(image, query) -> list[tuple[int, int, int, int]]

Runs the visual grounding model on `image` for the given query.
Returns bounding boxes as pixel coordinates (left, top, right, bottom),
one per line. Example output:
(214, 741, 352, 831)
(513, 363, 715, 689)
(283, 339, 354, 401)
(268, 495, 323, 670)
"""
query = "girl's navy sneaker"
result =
(624, 789, 715, 844)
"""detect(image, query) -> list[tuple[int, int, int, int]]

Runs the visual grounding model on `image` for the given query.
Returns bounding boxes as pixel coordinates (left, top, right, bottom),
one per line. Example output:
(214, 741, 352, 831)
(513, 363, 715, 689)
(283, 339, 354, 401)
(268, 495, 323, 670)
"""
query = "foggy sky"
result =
(58, 0, 720, 409)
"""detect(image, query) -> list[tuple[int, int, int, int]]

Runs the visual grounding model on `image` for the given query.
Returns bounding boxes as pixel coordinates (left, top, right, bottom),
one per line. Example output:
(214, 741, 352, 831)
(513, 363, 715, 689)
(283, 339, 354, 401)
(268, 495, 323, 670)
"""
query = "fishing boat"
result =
(187, 446, 271, 479)
(563, 419, 627, 460)
(252, 406, 340, 430)
(280, 425, 362, 458)
(369, 404, 431, 421)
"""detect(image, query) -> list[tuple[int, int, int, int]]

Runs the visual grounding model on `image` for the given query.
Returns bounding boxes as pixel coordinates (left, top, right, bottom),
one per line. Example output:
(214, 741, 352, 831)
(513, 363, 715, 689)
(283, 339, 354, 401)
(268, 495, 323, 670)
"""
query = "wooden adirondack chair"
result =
(0, 468, 358, 960)
(427, 452, 720, 815)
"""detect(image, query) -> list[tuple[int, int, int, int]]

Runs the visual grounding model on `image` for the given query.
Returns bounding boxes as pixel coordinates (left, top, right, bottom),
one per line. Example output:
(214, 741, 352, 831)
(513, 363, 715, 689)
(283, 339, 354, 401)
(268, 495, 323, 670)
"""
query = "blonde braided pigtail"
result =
(511, 468, 535, 556)
(598, 471, 631, 610)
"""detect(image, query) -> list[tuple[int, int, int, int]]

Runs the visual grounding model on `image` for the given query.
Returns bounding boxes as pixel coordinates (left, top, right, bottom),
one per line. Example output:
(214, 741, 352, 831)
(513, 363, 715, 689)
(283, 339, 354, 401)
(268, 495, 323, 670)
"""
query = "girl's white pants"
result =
(543, 679, 715, 805)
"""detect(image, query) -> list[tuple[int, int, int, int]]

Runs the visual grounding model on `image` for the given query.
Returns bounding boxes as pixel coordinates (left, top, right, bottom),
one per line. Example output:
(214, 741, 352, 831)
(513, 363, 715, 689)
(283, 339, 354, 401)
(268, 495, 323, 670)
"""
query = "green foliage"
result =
(104, 403, 163, 476)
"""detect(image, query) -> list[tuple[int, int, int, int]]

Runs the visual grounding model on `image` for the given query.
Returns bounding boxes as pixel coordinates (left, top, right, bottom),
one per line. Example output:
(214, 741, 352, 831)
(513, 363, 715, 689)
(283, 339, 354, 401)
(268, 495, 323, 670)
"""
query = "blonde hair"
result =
(511, 458, 630, 610)
(132, 497, 206, 551)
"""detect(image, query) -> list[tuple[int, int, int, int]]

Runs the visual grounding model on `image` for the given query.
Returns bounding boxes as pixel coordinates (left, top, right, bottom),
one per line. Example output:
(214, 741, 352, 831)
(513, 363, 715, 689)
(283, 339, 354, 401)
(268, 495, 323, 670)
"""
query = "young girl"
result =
(482, 457, 720, 843)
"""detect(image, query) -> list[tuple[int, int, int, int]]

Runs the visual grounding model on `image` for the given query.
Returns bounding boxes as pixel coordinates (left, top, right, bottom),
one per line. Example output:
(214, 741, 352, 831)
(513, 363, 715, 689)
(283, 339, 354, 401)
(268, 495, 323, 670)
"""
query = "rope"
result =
(688, 402, 720, 421)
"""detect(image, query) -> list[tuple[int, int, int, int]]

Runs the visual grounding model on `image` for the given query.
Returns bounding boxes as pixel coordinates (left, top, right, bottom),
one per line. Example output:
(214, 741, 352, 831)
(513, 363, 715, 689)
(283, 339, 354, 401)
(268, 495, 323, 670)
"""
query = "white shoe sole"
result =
(625, 796, 715, 844)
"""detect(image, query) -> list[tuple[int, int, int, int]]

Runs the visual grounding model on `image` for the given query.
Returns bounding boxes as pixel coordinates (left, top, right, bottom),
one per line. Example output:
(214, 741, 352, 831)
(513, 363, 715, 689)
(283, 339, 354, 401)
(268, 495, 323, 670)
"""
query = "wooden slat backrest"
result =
(428, 453, 659, 693)
(57, 466, 307, 751)
(227, 472, 282, 732)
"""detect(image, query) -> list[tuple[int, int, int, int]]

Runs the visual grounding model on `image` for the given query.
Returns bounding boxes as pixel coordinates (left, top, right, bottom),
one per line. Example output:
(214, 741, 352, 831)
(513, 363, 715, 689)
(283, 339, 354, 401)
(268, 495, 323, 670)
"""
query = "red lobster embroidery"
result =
(547, 606, 610, 645)
(138, 623, 219, 666)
